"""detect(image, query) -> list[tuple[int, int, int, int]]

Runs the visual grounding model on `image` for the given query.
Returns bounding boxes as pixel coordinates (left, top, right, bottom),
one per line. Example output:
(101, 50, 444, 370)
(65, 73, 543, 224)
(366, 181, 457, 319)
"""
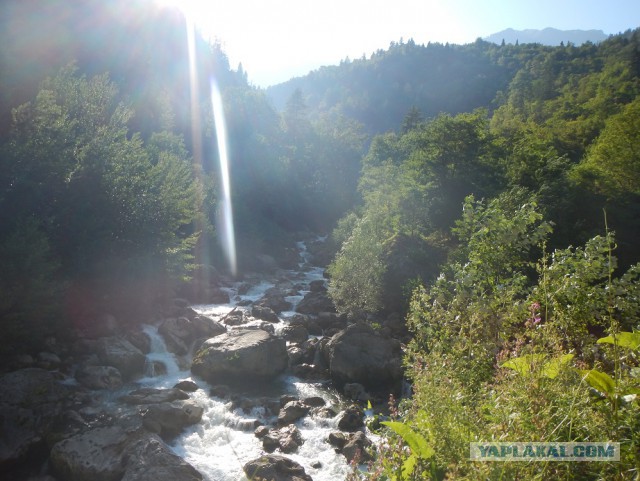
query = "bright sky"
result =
(167, 0, 640, 87)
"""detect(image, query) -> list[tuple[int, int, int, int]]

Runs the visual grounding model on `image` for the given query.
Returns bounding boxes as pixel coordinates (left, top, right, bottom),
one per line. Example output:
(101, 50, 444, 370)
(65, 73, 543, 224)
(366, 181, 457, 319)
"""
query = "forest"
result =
(1, 0, 640, 479)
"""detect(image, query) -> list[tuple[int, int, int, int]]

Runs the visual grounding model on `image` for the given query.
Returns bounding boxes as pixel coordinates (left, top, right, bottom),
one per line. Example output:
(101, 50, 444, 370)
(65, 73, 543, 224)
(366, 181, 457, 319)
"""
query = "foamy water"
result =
(134, 239, 355, 480)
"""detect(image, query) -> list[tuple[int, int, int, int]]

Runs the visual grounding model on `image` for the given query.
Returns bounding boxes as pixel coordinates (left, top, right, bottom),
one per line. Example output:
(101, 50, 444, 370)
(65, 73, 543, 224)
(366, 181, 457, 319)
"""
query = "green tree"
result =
(327, 213, 388, 316)
(401, 106, 424, 133)
(409, 188, 552, 381)
(1, 67, 201, 321)
(572, 98, 640, 197)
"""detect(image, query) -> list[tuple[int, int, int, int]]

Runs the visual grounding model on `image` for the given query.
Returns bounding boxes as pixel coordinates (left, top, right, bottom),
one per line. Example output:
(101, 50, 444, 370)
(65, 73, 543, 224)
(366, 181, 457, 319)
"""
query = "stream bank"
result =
(0, 236, 405, 481)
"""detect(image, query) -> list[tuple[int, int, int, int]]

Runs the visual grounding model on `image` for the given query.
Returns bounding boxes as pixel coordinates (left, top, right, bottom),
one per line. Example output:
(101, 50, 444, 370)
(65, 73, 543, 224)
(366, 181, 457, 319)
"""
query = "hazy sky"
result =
(171, 0, 640, 87)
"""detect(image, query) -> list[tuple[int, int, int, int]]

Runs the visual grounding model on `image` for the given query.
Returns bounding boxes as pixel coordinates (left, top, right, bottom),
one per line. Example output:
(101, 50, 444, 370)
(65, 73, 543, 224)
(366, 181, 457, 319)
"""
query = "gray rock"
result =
(45, 409, 90, 447)
(251, 305, 280, 323)
(121, 434, 203, 481)
(13, 354, 35, 368)
(50, 427, 203, 481)
(327, 431, 347, 449)
(142, 400, 203, 440)
(37, 351, 62, 368)
(309, 280, 326, 292)
(0, 369, 70, 468)
(255, 291, 293, 314)
(145, 360, 168, 377)
(97, 337, 145, 380)
(222, 311, 246, 326)
(337, 404, 365, 432)
(50, 426, 129, 481)
(340, 431, 373, 463)
(174, 380, 199, 392)
(277, 425, 303, 454)
(287, 345, 304, 365)
(191, 316, 226, 339)
(208, 288, 230, 304)
(126, 330, 151, 355)
(296, 291, 335, 315)
(277, 400, 310, 425)
(77, 313, 119, 339)
(262, 434, 281, 453)
(158, 318, 194, 355)
(281, 325, 309, 344)
(0, 404, 43, 468)
(120, 388, 189, 405)
(191, 329, 287, 383)
(75, 365, 123, 390)
(0, 368, 68, 407)
(302, 396, 325, 407)
(343, 383, 371, 402)
(243, 454, 313, 481)
(325, 323, 403, 391)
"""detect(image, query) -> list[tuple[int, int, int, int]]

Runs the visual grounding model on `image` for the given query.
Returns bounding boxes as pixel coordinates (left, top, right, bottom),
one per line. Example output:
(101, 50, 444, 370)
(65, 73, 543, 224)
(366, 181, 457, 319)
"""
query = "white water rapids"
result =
(131, 239, 356, 481)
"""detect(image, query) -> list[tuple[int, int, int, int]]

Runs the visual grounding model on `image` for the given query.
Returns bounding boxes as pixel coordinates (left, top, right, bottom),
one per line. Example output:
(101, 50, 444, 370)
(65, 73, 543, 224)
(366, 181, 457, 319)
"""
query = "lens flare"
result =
(210, 79, 237, 276)
(180, 3, 237, 277)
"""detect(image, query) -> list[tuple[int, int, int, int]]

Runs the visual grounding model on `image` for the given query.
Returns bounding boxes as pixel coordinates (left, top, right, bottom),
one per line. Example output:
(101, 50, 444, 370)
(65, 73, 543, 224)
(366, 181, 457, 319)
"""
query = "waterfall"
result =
(138, 324, 185, 388)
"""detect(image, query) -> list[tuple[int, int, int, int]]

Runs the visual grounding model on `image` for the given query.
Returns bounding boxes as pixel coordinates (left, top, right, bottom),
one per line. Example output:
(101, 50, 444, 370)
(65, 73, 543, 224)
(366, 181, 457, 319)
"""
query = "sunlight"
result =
(210, 79, 237, 277)
(171, 0, 237, 276)
(154, 0, 197, 18)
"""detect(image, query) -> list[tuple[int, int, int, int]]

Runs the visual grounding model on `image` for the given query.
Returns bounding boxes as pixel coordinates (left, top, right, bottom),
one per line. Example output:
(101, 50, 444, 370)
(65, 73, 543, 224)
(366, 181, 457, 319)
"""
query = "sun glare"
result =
(154, 0, 196, 21)
(158, 0, 238, 276)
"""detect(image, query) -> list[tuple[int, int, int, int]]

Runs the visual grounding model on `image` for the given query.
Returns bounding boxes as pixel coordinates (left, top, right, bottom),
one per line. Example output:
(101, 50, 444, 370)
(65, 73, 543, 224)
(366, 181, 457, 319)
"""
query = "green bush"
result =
(363, 197, 640, 480)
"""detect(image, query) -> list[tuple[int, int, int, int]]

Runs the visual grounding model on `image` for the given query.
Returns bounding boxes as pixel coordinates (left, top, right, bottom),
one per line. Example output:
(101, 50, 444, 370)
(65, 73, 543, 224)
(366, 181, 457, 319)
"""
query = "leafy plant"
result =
(597, 332, 640, 351)
(501, 353, 574, 379)
(379, 418, 434, 480)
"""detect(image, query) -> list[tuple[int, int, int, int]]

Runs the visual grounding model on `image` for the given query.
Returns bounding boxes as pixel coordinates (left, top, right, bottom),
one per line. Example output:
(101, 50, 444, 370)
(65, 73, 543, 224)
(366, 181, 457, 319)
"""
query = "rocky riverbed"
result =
(0, 237, 408, 481)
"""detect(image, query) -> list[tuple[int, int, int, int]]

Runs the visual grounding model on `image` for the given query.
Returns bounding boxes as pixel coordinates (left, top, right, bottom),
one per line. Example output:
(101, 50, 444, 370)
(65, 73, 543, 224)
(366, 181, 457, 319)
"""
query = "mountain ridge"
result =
(484, 27, 609, 45)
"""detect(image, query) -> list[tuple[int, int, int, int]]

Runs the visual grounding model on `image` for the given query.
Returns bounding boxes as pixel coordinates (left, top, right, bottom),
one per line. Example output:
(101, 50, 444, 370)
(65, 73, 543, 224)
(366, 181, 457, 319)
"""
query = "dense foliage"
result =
(2, 2, 640, 476)
(0, 0, 364, 354)
(318, 29, 640, 481)
(327, 30, 640, 316)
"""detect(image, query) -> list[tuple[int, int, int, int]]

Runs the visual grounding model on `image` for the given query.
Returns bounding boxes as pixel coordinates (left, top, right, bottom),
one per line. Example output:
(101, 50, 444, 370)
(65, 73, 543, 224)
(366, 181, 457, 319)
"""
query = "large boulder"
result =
(0, 369, 70, 468)
(251, 305, 280, 323)
(281, 325, 309, 344)
(243, 454, 313, 481)
(295, 291, 335, 315)
(324, 323, 403, 391)
(97, 337, 146, 380)
(277, 400, 310, 426)
(75, 365, 123, 390)
(120, 388, 189, 405)
(191, 329, 287, 384)
(260, 425, 303, 454)
(337, 404, 365, 432)
(158, 317, 195, 355)
(328, 431, 373, 463)
(142, 400, 203, 440)
(121, 434, 203, 481)
(49, 426, 130, 481)
(256, 289, 293, 313)
(191, 316, 226, 339)
(50, 427, 203, 481)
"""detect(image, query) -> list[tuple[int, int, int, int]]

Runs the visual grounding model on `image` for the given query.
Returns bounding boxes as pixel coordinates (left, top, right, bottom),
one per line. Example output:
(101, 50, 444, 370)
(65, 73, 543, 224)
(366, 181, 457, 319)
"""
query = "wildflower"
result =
(525, 301, 542, 328)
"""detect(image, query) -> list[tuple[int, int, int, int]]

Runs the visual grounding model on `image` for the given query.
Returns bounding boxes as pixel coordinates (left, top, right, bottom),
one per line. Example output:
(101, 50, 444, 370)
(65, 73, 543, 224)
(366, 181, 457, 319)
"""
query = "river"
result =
(131, 239, 356, 480)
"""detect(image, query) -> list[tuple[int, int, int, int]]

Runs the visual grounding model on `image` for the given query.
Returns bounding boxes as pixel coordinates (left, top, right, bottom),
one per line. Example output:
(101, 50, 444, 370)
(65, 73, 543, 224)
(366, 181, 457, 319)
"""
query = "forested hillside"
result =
(0, 0, 363, 354)
(269, 38, 523, 133)
(317, 29, 640, 480)
(2, 1, 640, 477)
